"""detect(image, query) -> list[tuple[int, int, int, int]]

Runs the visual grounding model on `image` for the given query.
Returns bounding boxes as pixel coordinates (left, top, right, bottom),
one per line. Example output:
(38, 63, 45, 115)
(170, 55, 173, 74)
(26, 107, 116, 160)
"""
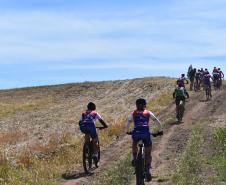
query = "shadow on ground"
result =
(62, 171, 93, 180)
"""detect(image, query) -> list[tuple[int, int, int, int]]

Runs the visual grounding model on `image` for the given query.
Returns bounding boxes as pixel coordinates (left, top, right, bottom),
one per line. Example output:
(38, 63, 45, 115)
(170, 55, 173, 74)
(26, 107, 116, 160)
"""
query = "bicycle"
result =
(177, 100, 185, 122)
(127, 131, 163, 185)
(83, 127, 104, 174)
(194, 79, 200, 92)
(204, 84, 211, 101)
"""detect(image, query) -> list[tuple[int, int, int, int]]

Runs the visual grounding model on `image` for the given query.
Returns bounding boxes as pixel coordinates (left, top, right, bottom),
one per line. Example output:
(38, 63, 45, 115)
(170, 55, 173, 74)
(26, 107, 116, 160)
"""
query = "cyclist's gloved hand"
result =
(126, 131, 132, 135)
(158, 131, 163, 136)
(152, 131, 163, 137)
(100, 126, 107, 130)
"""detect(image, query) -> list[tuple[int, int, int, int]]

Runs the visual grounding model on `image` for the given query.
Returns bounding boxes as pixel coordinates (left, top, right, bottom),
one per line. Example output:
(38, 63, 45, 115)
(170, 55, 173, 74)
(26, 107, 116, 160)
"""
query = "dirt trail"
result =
(59, 85, 226, 185)
(139, 87, 226, 185)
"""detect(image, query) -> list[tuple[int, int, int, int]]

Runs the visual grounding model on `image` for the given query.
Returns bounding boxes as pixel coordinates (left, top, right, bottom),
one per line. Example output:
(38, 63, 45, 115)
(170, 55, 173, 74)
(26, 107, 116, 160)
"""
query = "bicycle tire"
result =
(206, 87, 210, 101)
(135, 152, 145, 185)
(178, 103, 184, 122)
(83, 142, 93, 174)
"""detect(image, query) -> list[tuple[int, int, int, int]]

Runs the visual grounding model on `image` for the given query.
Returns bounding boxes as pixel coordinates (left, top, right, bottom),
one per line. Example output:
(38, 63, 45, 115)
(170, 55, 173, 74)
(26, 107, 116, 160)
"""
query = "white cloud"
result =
(0, 3, 226, 64)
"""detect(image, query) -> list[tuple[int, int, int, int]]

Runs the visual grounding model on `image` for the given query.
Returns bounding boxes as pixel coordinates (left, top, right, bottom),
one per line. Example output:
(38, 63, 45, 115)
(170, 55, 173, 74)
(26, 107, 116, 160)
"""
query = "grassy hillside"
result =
(0, 77, 175, 185)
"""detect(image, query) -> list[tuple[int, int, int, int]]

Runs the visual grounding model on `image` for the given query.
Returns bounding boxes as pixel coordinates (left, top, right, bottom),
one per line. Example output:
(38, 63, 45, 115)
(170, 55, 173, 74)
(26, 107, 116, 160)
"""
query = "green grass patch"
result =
(172, 127, 204, 185)
(93, 153, 134, 185)
(209, 126, 226, 182)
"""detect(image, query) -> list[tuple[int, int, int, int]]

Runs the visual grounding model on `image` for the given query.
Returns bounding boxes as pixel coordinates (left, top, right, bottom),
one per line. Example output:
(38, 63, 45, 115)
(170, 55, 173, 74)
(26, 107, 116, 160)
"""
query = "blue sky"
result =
(0, 0, 226, 89)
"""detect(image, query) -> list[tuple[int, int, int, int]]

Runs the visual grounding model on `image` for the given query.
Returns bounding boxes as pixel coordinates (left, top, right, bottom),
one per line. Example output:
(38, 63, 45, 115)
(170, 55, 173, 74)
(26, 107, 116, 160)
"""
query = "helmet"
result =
(136, 98, 146, 106)
(87, 102, 96, 111)
(218, 68, 221, 70)
(181, 74, 185, 77)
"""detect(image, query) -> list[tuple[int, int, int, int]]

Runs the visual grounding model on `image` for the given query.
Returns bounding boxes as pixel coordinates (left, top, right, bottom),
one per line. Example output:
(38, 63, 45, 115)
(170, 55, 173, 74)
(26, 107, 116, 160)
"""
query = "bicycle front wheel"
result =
(135, 154, 145, 185)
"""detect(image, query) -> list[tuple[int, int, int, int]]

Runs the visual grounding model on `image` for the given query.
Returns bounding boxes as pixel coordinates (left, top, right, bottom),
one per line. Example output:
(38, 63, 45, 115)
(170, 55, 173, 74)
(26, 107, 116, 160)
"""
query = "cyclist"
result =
(195, 69, 201, 90)
(173, 84, 189, 119)
(218, 68, 224, 88)
(177, 74, 189, 88)
(126, 98, 163, 182)
(79, 102, 108, 163)
(212, 67, 220, 88)
(202, 71, 213, 98)
(188, 68, 196, 91)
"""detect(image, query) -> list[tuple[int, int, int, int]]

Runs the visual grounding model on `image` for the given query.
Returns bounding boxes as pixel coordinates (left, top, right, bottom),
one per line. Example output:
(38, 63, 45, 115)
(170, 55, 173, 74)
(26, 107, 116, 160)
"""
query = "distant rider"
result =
(126, 98, 163, 182)
(173, 84, 189, 120)
(188, 68, 196, 91)
(218, 68, 224, 88)
(195, 69, 201, 90)
(202, 71, 213, 97)
(79, 102, 108, 163)
(177, 74, 189, 88)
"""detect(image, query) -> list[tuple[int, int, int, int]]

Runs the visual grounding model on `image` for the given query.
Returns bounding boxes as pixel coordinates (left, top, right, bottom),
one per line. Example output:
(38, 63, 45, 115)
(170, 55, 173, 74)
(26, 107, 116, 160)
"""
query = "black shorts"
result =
(175, 96, 185, 106)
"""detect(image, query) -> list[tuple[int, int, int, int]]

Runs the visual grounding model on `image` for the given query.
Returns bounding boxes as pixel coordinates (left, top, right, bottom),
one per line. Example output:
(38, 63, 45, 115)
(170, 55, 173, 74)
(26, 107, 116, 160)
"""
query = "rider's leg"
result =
(190, 80, 194, 91)
(209, 85, 212, 97)
(175, 98, 180, 118)
(85, 134, 90, 143)
(144, 146, 152, 170)
(132, 140, 138, 160)
(144, 140, 152, 182)
(92, 137, 98, 155)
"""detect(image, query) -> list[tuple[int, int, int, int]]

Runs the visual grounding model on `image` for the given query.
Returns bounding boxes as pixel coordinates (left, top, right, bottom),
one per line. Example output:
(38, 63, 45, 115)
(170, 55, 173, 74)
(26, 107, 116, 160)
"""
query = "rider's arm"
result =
(126, 114, 133, 133)
(96, 113, 108, 128)
(222, 72, 224, 78)
(150, 112, 163, 132)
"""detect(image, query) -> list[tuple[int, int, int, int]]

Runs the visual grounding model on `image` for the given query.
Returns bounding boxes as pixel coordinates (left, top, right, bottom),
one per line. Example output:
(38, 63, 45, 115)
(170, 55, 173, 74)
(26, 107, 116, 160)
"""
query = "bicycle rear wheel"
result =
(178, 103, 184, 122)
(206, 88, 210, 101)
(83, 142, 93, 174)
(135, 153, 145, 185)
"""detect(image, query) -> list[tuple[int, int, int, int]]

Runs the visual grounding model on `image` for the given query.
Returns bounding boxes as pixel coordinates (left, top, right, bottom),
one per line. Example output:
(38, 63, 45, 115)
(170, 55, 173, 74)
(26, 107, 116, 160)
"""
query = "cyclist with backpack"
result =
(173, 84, 189, 120)
(79, 102, 108, 163)
(126, 98, 163, 182)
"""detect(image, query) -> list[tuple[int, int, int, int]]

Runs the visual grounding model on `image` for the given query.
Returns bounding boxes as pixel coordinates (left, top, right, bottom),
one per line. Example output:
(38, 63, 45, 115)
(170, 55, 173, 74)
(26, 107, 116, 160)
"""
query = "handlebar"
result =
(96, 126, 107, 130)
(126, 131, 163, 137)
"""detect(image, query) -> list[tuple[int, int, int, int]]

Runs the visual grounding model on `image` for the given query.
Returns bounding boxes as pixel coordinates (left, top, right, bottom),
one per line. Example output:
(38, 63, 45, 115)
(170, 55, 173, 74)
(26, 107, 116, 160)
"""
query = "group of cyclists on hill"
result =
(78, 65, 224, 183)
(173, 65, 224, 121)
(187, 65, 224, 92)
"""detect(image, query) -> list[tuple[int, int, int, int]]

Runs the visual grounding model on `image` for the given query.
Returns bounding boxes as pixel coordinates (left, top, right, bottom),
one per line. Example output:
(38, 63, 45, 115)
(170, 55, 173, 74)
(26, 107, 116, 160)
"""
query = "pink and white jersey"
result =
(126, 109, 162, 132)
(80, 110, 102, 125)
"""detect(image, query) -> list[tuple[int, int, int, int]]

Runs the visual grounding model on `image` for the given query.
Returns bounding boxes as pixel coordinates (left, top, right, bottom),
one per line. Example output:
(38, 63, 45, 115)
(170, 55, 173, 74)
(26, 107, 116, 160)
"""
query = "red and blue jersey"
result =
(133, 110, 150, 128)
(126, 109, 162, 134)
(80, 110, 101, 126)
(203, 74, 212, 85)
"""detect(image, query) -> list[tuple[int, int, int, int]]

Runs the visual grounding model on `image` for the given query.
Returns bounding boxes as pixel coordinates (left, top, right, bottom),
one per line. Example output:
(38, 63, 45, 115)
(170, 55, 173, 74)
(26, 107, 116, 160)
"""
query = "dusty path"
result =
(59, 86, 226, 185)
(135, 86, 226, 185)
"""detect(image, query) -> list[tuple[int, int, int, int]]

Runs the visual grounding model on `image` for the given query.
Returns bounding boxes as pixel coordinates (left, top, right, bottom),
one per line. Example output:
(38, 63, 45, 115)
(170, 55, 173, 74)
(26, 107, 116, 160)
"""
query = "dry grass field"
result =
(0, 77, 175, 185)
